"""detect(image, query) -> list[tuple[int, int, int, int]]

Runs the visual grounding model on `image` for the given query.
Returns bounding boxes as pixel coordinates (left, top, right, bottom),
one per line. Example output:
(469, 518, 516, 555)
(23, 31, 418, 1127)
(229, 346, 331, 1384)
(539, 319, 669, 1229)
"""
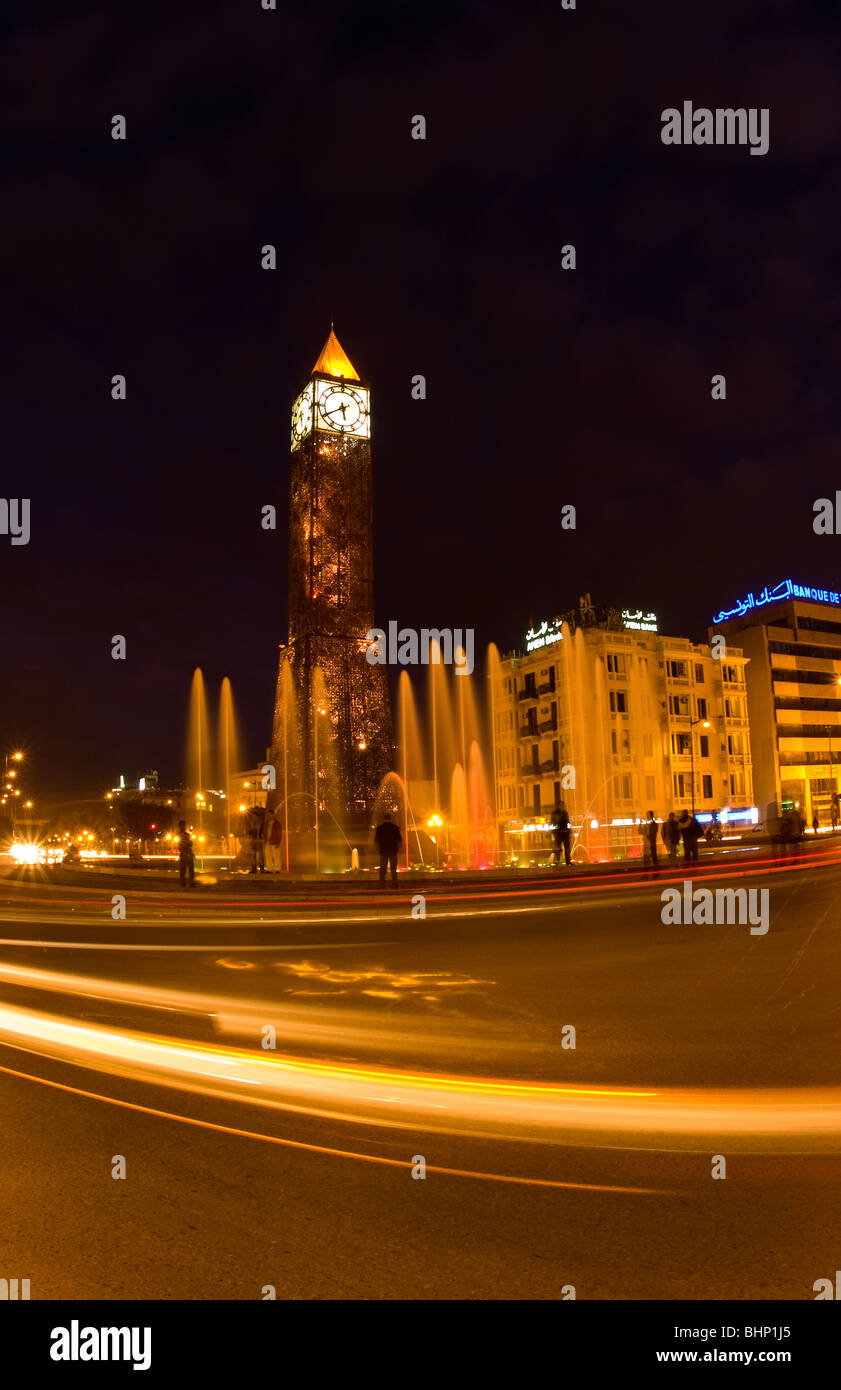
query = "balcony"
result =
(538, 719, 558, 734)
(537, 682, 556, 696)
(517, 689, 538, 702)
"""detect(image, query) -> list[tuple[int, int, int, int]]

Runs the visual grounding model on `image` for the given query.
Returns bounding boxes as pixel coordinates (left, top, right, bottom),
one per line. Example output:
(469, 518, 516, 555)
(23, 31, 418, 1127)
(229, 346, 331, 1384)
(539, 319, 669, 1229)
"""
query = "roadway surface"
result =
(0, 847, 839, 1300)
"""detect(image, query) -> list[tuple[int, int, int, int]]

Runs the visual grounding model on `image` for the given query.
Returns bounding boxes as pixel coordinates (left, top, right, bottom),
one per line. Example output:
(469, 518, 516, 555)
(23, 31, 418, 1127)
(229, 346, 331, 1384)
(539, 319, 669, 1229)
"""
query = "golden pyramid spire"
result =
(311, 325, 360, 381)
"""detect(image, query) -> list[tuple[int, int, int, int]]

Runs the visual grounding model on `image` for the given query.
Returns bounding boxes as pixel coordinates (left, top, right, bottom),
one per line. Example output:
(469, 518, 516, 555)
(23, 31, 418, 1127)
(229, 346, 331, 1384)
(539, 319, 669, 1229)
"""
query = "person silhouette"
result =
(374, 814, 402, 886)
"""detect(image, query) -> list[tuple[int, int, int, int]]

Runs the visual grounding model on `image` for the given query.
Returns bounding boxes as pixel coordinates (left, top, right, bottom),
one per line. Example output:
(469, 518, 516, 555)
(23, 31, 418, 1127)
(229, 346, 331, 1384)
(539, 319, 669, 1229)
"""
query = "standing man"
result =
(177, 819, 195, 889)
(662, 812, 680, 860)
(677, 808, 701, 862)
(643, 810, 659, 867)
(374, 814, 402, 886)
(265, 808, 283, 872)
(831, 792, 839, 832)
(551, 804, 572, 867)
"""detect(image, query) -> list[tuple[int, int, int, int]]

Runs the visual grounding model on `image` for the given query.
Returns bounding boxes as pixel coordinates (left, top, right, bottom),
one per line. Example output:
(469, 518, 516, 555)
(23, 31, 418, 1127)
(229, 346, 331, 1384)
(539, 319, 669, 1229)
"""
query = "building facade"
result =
(493, 599, 754, 861)
(711, 578, 841, 828)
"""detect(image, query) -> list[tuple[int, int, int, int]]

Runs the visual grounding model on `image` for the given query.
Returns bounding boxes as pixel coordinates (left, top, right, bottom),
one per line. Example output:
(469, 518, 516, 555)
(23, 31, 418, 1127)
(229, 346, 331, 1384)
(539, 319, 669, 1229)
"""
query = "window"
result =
(553, 781, 561, 804)
(668, 660, 688, 679)
(672, 733, 691, 755)
(609, 690, 627, 713)
(673, 773, 687, 799)
(669, 694, 689, 717)
(696, 697, 708, 719)
(620, 775, 632, 799)
(702, 775, 713, 798)
(645, 776, 655, 800)
(699, 736, 709, 758)
(643, 733, 653, 756)
(611, 731, 618, 755)
(621, 730, 630, 756)
(695, 664, 704, 683)
(532, 785, 541, 815)
(607, 653, 626, 674)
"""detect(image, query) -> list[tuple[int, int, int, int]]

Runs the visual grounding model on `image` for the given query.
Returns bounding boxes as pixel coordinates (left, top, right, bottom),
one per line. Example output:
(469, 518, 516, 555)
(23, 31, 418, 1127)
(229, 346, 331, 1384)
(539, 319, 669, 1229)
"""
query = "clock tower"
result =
(273, 327, 392, 827)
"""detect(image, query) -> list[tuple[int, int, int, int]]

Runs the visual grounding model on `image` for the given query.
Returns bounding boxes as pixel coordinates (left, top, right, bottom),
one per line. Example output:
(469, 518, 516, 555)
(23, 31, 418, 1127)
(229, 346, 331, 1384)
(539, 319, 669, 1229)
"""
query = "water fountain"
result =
(219, 676, 240, 852)
(178, 618, 679, 875)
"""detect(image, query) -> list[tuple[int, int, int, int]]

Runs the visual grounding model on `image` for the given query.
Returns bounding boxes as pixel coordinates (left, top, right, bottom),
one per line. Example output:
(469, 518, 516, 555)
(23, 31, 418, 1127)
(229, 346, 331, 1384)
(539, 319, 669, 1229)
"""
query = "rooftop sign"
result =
(713, 579, 841, 625)
(621, 609, 657, 632)
(525, 619, 563, 652)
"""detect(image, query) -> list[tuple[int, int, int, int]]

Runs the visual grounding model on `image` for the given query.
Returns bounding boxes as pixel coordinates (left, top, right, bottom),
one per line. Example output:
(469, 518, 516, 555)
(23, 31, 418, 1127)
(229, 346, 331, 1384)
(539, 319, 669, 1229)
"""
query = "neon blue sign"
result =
(712, 579, 841, 625)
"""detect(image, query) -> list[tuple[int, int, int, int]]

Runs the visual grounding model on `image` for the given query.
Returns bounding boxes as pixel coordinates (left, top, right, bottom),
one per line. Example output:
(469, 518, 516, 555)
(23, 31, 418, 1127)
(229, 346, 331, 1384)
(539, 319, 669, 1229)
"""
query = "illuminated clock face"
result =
(291, 387, 314, 446)
(316, 383, 370, 436)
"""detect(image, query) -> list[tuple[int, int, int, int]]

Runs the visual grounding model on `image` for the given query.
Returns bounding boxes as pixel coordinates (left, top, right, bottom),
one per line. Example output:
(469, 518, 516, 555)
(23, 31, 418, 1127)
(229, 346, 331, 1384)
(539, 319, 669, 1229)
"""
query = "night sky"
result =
(4, 0, 841, 802)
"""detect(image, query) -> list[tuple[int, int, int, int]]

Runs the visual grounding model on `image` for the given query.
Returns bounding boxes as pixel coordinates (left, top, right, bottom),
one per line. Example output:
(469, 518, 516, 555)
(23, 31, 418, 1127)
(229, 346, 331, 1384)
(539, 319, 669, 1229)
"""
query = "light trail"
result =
(0, 1000, 839, 1147)
(0, 850, 836, 934)
(0, 1059, 667, 1194)
(2, 843, 840, 918)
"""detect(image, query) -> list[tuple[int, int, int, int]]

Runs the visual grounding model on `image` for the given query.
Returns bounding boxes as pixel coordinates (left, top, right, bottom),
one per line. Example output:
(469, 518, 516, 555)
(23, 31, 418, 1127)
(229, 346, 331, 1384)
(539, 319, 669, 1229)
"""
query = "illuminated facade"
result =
(272, 328, 392, 821)
(711, 580, 841, 826)
(494, 598, 754, 861)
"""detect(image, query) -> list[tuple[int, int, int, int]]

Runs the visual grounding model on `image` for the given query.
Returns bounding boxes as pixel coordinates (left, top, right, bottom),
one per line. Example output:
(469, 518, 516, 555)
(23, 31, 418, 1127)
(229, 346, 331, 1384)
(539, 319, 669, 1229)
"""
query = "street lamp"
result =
(689, 717, 710, 817)
(3, 752, 24, 836)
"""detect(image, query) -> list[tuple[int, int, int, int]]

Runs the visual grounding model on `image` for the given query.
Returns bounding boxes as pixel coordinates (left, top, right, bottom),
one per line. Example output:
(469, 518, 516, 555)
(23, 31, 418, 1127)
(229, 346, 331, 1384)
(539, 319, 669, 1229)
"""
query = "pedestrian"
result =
(677, 808, 701, 862)
(642, 810, 659, 867)
(812, 811, 820, 835)
(177, 819, 195, 889)
(662, 812, 680, 860)
(265, 809, 284, 871)
(550, 803, 572, 867)
(374, 814, 402, 886)
(246, 808, 265, 873)
(831, 792, 839, 832)
(256, 808, 270, 872)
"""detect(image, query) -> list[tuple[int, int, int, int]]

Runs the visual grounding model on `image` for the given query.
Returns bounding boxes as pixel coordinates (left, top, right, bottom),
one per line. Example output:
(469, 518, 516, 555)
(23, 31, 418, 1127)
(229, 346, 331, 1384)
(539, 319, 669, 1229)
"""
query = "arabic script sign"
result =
(712, 579, 841, 625)
(525, 619, 564, 652)
(621, 609, 658, 632)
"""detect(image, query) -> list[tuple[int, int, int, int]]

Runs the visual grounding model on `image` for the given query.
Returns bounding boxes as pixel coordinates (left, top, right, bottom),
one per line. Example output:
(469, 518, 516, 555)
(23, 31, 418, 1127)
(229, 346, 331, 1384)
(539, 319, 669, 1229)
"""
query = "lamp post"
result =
(824, 675, 841, 828)
(689, 717, 710, 818)
(4, 751, 24, 838)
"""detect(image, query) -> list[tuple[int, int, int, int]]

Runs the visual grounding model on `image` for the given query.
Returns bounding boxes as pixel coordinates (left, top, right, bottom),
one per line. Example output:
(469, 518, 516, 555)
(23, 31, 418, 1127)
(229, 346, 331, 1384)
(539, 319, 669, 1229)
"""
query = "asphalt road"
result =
(0, 851, 839, 1299)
